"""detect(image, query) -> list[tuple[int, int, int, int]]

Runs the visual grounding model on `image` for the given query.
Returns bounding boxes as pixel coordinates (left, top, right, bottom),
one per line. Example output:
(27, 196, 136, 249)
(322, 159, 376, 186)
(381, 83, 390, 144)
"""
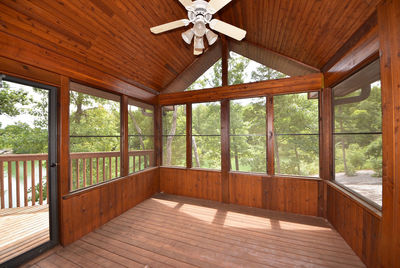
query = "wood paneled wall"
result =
(262, 176, 320, 216)
(160, 168, 222, 202)
(61, 168, 159, 245)
(160, 168, 320, 217)
(327, 182, 381, 268)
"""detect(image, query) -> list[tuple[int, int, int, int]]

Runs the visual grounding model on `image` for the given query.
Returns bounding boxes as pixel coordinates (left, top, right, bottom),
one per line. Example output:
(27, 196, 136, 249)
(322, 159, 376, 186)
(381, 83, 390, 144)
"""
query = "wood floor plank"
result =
(23, 194, 365, 268)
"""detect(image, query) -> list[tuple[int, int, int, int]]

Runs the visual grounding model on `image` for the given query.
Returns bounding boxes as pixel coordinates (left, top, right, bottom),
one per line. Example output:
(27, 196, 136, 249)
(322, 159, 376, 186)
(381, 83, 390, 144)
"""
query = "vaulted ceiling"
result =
(0, 0, 380, 93)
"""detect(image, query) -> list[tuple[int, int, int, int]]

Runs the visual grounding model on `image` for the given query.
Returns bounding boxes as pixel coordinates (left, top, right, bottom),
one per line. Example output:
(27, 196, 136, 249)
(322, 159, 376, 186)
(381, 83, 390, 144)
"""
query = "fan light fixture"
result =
(182, 29, 194, 44)
(206, 29, 218, 45)
(150, 0, 247, 55)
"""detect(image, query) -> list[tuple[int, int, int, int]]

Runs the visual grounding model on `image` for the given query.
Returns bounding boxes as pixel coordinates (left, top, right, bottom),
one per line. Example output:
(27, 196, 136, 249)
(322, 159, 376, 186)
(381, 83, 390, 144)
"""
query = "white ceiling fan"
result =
(150, 0, 246, 55)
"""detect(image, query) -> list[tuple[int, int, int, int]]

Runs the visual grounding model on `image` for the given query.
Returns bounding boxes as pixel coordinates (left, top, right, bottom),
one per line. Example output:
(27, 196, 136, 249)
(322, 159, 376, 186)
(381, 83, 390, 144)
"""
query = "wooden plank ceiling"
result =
(0, 0, 380, 93)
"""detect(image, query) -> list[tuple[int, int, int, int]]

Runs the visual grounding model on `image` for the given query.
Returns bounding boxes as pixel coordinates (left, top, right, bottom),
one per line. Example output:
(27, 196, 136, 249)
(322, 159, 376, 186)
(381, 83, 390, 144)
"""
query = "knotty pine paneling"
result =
(60, 168, 159, 246)
(262, 176, 320, 216)
(229, 172, 263, 208)
(160, 168, 222, 202)
(327, 183, 381, 268)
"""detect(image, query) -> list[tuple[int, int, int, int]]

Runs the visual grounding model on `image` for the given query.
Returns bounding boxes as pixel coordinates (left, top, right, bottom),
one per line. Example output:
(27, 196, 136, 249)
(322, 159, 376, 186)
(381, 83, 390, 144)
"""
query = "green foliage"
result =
(334, 85, 382, 177)
(274, 93, 320, 176)
(28, 181, 47, 203)
(0, 122, 48, 154)
(0, 82, 32, 116)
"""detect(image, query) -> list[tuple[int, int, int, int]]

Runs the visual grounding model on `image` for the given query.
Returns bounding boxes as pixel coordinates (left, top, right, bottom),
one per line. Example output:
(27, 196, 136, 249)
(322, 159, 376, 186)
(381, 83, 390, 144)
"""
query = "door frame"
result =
(1, 75, 59, 267)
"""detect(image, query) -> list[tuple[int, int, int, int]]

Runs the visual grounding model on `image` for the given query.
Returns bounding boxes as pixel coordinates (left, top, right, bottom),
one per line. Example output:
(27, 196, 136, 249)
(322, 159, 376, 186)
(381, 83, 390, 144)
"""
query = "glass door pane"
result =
(0, 77, 58, 265)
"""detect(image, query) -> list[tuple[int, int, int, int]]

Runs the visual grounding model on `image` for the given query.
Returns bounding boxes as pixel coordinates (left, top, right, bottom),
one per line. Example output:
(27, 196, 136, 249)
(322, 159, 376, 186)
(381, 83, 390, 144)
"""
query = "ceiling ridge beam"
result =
(162, 40, 222, 93)
(230, 39, 320, 75)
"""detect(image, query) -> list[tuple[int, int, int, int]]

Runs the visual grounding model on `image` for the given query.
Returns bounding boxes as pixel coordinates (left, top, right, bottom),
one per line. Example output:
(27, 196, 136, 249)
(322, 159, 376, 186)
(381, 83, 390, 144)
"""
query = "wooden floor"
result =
(0, 205, 49, 264)
(25, 194, 365, 268)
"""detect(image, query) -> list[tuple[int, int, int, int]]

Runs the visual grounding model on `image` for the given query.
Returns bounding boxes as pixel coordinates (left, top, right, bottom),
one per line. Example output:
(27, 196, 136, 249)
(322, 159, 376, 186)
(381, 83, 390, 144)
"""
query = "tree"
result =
(0, 82, 31, 116)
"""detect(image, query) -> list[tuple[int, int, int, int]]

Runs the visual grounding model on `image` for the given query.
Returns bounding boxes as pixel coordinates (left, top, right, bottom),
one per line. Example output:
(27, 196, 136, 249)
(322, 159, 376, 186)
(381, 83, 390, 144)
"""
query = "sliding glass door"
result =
(0, 75, 58, 266)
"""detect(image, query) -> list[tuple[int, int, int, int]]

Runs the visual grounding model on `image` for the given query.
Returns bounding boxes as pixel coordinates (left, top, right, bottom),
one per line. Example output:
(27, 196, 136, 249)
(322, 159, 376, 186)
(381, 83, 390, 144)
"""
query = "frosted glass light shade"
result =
(206, 29, 218, 45)
(182, 29, 194, 44)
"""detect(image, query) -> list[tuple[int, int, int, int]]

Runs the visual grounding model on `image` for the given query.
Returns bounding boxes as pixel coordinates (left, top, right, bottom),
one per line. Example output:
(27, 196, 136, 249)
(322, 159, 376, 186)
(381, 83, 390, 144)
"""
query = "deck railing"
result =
(0, 150, 154, 209)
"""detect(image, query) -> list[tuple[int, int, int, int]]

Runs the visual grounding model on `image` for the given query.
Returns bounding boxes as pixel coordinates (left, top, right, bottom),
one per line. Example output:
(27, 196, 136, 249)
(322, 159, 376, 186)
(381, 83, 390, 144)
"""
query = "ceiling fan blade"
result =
(207, 0, 232, 14)
(209, 19, 246, 41)
(150, 19, 190, 34)
(178, 0, 193, 9)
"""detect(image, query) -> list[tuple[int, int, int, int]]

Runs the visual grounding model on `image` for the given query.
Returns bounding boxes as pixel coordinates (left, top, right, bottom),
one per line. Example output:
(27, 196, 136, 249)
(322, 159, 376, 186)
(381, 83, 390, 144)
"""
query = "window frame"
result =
(68, 82, 122, 192)
(331, 60, 383, 210)
(127, 98, 155, 174)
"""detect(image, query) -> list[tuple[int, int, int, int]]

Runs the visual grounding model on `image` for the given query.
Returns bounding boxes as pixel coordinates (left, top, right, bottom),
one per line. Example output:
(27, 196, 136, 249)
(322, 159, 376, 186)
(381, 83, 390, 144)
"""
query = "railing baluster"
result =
(109, 157, 112, 179)
(133, 156, 136, 172)
(144, 155, 148, 169)
(96, 157, 99, 184)
(76, 159, 80, 190)
(89, 158, 93, 186)
(139, 156, 141, 172)
(0, 161, 4, 209)
(46, 160, 49, 204)
(115, 157, 118, 177)
(39, 160, 43, 205)
(70, 159, 73, 191)
(83, 158, 87, 188)
(31, 160, 35, 206)
(8, 161, 12, 208)
(24, 161, 27, 207)
(103, 157, 106, 181)
(16, 161, 20, 207)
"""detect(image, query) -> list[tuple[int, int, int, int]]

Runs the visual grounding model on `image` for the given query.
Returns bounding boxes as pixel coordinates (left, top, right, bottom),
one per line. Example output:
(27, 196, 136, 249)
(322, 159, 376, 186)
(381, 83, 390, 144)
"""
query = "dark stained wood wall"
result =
(327, 182, 381, 268)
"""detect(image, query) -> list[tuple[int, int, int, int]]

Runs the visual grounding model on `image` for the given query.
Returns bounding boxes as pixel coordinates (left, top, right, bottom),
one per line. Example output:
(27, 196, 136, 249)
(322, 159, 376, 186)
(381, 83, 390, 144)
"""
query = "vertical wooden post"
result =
(378, 1, 400, 266)
(221, 36, 229, 86)
(319, 87, 332, 217)
(220, 36, 230, 203)
(59, 76, 70, 245)
(154, 103, 162, 167)
(266, 96, 274, 175)
(186, 104, 192, 168)
(121, 95, 129, 177)
(221, 100, 230, 203)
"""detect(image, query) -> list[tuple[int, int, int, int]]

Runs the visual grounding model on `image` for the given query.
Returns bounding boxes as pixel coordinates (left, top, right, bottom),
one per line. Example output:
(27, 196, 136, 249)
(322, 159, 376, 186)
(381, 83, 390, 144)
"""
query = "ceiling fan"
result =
(150, 0, 246, 55)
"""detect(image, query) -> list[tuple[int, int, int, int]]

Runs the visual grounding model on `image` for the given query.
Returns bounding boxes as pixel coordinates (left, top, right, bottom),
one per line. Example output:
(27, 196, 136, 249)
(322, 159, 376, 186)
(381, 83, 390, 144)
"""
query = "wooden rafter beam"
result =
(159, 73, 323, 105)
(229, 40, 320, 77)
(323, 12, 379, 88)
(162, 41, 222, 93)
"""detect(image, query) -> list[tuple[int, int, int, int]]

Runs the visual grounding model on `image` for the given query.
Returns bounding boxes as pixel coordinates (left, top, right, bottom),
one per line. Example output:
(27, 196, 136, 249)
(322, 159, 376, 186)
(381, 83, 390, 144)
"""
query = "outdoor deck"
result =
(24, 194, 365, 268)
(0, 205, 49, 263)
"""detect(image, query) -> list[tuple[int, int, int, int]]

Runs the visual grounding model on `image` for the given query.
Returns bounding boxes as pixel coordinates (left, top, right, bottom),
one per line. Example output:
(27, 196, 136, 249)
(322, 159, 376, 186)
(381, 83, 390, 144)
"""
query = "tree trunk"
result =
(128, 111, 145, 150)
(232, 130, 239, 171)
(192, 136, 200, 167)
(274, 137, 281, 174)
(294, 145, 300, 174)
(338, 106, 349, 175)
(166, 106, 177, 165)
(74, 93, 84, 124)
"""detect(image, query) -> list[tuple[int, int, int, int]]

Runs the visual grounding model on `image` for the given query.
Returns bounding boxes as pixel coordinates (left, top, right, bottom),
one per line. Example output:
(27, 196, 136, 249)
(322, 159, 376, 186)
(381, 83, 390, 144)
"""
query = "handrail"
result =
(0, 150, 154, 209)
